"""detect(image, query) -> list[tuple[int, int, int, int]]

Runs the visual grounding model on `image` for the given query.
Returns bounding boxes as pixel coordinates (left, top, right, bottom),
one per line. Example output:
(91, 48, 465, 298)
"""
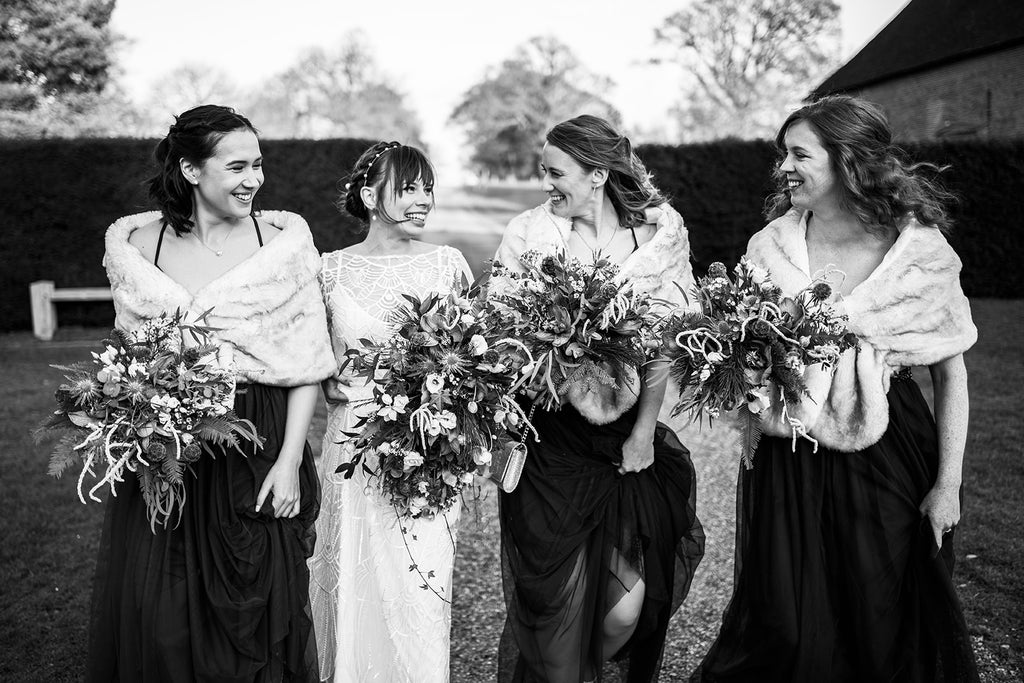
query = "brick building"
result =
(813, 0, 1024, 141)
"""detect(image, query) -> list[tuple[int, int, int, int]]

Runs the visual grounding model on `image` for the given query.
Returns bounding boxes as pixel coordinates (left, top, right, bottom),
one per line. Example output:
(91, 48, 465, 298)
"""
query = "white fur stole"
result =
(746, 208, 977, 451)
(493, 201, 695, 424)
(103, 210, 337, 387)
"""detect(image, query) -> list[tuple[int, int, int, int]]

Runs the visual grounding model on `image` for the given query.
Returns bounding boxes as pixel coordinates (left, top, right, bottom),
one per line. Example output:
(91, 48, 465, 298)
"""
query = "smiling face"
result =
(375, 175, 434, 237)
(540, 143, 602, 220)
(779, 120, 840, 214)
(186, 129, 263, 221)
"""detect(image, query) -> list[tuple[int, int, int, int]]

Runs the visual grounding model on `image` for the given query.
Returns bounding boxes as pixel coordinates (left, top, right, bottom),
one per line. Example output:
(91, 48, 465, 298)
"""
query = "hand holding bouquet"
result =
(40, 311, 262, 529)
(662, 258, 857, 466)
(337, 290, 529, 519)
(488, 250, 663, 412)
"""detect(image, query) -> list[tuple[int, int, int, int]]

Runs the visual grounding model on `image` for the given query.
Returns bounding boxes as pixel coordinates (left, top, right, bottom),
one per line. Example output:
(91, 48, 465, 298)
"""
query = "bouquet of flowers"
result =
(662, 258, 857, 466)
(40, 311, 262, 529)
(488, 250, 663, 411)
(337, 289, 529, 519)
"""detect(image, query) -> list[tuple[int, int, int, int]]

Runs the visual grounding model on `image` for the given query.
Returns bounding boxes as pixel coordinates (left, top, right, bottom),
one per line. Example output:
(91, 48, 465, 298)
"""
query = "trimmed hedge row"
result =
(2, 137, 1021, 332)
(638, 140, 777, 273)
(0, 138, 373, 331)
(636, 139, 1024, 299)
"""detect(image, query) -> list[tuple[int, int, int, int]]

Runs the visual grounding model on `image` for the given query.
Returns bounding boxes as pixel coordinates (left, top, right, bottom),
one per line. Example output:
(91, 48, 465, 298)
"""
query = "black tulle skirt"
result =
(86, 384, 320, 683)
(692, 375, 979, 682)
(499, 400, 706, 683)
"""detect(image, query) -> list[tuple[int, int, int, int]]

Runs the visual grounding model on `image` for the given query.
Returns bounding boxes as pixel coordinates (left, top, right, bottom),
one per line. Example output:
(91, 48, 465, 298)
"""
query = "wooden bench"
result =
(30, 280, 113, 341)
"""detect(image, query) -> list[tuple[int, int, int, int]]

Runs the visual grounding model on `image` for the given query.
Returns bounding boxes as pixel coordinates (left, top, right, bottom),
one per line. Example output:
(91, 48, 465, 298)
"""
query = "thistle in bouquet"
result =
(336, 288, 529, 521)
(39, 310, 263, 530)
(488, 250, 663, 411)
(661, 257, 857, 467)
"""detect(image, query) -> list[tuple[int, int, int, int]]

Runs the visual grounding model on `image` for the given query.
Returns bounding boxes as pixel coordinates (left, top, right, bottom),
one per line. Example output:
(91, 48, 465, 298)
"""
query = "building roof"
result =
(813, 0, 1024, 97)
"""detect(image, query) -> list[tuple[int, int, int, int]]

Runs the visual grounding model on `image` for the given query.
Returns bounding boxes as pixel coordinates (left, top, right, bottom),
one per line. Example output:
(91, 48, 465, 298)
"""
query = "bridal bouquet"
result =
(662, 258, 857, 466)
(337, 290, 529, 519)
(40, 311, 262, 529)
(488, 250, 662, 411)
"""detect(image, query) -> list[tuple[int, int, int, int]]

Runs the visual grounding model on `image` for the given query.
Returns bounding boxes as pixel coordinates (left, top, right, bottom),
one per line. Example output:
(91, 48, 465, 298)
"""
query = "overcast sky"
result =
(110, 0, 909, 173)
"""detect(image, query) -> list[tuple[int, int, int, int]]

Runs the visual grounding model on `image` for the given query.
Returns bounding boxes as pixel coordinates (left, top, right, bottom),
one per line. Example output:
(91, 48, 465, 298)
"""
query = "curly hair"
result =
(147, 104, 257, 236)
(546, 115, 665, 229)
(765, 95, 954, 233)
(337, 141, 435, 224)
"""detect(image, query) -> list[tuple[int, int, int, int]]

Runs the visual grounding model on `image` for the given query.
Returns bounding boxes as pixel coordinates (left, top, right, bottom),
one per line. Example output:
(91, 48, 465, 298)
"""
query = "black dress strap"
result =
(629, 226, 639, 253)
(154, 222, 169, 269)
(252, 215, 263, 247)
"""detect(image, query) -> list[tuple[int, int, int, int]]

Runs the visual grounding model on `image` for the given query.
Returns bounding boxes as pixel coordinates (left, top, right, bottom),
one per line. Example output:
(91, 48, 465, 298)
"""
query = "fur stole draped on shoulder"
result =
(494, 201, 695, 305)
(746, 208, 977, 451)
(492, 201, 695, 424)
(103, 210, 337, 387)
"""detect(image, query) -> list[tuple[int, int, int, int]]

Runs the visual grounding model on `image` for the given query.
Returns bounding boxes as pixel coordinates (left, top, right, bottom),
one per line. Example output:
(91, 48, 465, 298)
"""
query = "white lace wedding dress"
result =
(310, 245, 473, 683)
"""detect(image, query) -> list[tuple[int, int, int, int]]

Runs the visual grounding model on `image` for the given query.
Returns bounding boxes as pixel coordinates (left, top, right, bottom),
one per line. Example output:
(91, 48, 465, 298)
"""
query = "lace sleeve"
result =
(320, 251, 343, 300)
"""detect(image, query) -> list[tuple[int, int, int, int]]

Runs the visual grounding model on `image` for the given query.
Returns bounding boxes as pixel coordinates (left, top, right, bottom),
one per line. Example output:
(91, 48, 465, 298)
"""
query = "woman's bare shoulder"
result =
(126, 217, 166, 262)
(255, 216, 284, 244)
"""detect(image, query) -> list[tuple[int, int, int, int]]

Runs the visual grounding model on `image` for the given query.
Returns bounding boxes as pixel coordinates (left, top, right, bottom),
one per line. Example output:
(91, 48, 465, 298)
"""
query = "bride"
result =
(309, 142, 473, 683)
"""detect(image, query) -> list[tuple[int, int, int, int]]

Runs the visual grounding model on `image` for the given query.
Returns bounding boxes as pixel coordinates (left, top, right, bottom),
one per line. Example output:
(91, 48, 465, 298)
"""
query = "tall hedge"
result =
(637, 140, 777, 272)
(2, 137, 1021, 332)
(0, 138, 372, 331)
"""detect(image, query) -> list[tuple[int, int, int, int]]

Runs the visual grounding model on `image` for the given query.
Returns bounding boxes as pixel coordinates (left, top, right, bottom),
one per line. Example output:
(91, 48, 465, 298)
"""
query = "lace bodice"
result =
(319, 245, 473, 355)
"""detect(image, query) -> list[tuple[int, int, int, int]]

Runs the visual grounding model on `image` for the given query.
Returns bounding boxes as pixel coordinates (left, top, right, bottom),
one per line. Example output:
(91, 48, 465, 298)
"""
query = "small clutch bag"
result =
(488, 403, 537, 493)
(488, 441, 528, 493)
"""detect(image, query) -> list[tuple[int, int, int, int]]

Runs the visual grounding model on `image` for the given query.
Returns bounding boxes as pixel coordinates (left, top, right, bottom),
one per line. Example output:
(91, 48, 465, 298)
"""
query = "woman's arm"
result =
(619, 360, 669, 474)
(919, 354, 969, 549)
(255, 383, 320, 517)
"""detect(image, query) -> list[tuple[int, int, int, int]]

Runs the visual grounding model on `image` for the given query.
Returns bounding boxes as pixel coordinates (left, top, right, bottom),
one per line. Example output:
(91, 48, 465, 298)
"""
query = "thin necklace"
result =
(193, 225, 235, 257)
(572, 222, 618, 257)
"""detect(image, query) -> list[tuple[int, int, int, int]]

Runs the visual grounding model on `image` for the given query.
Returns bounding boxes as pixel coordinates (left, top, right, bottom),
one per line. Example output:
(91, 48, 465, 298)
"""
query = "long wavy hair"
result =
(546, 115, 665, 229)
(765, 95, 953, 233)
(337, 141, 436, 224)
(147, 104, 257, 236)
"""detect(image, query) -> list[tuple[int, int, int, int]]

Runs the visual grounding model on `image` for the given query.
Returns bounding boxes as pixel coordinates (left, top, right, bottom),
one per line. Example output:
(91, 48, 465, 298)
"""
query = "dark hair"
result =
(546, 114, 665, 228)
(147, 104, 257, 236)
(338, 141, 436, 223)
(765, 95, 953, 233)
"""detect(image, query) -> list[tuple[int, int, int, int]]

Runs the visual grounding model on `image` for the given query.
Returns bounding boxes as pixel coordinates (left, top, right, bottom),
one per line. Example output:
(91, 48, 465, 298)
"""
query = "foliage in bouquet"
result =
(662, 257, 857, 466)
(337, 289, 529, 520)
(488, 250, 663, 410)
(39, 311, 262, 529)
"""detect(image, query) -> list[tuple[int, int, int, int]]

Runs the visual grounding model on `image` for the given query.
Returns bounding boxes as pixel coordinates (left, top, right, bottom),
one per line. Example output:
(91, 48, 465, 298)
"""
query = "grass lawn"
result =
(1, 300, 1020, 681)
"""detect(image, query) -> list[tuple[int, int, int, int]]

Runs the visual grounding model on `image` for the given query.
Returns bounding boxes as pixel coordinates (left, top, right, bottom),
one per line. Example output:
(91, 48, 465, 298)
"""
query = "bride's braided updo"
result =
(147, 104, 257, 236)
(338, 141, 436, 224)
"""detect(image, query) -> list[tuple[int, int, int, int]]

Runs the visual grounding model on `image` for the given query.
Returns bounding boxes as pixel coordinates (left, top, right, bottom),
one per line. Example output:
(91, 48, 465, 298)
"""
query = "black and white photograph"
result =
(2, 0, 1021, 680)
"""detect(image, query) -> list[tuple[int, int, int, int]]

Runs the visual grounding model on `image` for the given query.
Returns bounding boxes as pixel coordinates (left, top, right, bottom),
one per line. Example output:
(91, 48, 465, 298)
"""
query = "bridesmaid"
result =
(692, 95, 979, 682)
(492, 115, 705, 683)
(91, 104, 335, 682)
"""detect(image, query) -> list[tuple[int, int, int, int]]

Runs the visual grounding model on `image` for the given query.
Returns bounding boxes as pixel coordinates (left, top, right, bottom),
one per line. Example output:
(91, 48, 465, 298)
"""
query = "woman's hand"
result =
(323, 376, 350, 405)
(256, 457, 302, 518)
(618, 430, 655, 475)
(920, 480, 961, 550)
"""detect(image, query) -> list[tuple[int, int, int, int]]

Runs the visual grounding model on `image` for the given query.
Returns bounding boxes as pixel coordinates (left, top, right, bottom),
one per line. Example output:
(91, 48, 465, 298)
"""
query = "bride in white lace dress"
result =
(310, 142, 473, 683)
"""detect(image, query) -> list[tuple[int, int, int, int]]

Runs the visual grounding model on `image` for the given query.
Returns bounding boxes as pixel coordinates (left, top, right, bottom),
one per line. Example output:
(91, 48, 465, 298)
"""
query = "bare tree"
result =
(654, 0, 841, 141)
(243, 31, 422, 143)
(144, 64, 240, 129)
(451, 36, 621, 179)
